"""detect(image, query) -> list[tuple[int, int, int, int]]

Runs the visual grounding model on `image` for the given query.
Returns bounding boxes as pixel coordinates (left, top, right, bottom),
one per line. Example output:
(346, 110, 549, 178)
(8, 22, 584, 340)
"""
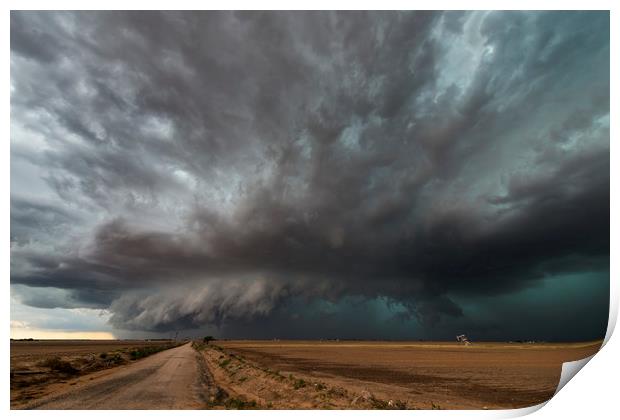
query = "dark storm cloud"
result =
(10, 11, 609, 338)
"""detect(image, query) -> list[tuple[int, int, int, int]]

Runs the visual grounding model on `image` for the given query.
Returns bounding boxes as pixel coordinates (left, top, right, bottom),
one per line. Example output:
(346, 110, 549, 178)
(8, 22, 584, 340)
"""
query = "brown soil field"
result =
(204, 340, 603, 409)
(10, 339, 181, 408)
(11, 339, 603, 410)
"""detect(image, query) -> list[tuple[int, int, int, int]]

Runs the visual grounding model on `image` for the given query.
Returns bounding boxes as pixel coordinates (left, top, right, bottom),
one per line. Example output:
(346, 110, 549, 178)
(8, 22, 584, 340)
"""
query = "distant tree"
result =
(203, 335, 215, 344)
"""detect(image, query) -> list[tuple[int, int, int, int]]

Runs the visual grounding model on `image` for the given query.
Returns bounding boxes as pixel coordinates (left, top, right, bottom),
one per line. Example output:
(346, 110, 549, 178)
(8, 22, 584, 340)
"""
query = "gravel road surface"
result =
(23, 343, 209, 409)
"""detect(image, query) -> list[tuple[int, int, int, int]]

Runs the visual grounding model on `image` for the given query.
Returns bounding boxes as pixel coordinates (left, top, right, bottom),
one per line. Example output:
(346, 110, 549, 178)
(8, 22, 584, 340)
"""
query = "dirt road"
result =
(22, 343, 209, 409)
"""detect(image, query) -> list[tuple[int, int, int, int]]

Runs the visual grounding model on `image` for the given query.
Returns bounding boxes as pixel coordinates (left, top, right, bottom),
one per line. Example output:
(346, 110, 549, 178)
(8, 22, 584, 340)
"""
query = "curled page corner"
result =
(603, 309, 617, 347)
(554, 354, 596, 396)
(498, 354, 598, 418)
(497, 401, 548, 418)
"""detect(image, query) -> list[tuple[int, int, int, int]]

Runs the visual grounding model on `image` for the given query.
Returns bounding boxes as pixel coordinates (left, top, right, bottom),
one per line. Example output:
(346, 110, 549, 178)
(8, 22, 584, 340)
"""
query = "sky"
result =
(10, 11, 609, 341)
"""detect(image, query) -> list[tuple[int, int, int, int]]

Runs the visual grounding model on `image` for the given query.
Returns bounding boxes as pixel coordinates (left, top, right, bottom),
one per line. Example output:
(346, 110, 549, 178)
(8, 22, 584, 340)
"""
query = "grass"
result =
(205, 385, 259, 410)
(191, 341, 208, 352)
(293, 378, 306, 389)
(109, 353, 123, 363)
(12, 340, 181, 404)
(314, 382, 326, 391)
(201, 344, 413, 410)
(199, 345, 410, 410)
(38, 357, 79, 375)
(224, 397, 258, 409)
(94, 352, 124, 368)
(370, 398, 408, 409)
(128, 344, 176, 360)
(201, 344, 409, 410)
(325, 387, 347, 398)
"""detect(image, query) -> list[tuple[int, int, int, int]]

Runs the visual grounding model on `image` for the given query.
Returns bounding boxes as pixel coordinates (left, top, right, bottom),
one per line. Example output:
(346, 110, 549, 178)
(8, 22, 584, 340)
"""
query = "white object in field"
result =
(456, 334, 471, 345)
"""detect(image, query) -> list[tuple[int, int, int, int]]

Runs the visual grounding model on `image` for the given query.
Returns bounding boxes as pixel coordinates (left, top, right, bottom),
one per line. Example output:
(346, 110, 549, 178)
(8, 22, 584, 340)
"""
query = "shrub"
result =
(224, 398, 258, 409)
(371, 398, 408, 409)
(127, 345, 172, 360)
(314, 382, 326, 391)
(39, 357, 78, 374)
(110, 353, 123, 362)
(326, 387, 346, 398)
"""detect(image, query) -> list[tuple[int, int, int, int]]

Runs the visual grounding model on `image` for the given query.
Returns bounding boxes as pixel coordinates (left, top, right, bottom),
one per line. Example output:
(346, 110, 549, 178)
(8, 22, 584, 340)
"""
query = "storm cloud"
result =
(10, 11, 609, 340)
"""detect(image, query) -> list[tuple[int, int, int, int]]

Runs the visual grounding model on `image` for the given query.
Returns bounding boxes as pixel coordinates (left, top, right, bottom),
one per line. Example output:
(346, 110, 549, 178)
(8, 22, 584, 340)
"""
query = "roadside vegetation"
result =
(11, 340, 184, 407)
(33, 342, 182, 375)
(193, 340, 410, 409)
(128, 344, 178, 360)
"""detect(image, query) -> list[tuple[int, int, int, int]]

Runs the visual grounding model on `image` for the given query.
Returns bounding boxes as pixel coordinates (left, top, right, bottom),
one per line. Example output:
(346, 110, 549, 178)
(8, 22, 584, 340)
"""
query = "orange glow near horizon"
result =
(10, 328, 116, 340)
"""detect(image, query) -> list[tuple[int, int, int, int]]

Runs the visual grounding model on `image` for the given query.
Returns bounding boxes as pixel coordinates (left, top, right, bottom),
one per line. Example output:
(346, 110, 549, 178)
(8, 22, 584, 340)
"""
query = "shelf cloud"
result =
(11, 11, 609, 340)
